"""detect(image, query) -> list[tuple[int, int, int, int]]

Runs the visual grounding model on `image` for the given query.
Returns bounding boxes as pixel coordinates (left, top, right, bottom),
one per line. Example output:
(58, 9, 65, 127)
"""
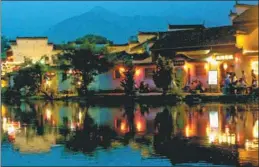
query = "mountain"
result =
(44, 6, 210, 44)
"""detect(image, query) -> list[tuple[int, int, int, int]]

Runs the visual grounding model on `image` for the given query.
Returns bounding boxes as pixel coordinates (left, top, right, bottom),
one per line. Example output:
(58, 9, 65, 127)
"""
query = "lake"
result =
(1, 101, 258, 166)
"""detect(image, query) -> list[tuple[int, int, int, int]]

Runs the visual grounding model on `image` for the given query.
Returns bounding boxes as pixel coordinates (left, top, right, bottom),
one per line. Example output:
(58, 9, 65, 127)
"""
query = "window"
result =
(195, 65, 206, 76)
(145, 68, 154, 79)
(114, 70, 121, 79)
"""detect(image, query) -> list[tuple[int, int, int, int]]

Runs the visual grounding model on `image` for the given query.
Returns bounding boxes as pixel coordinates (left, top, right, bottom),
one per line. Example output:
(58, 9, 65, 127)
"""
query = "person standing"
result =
(251, 70, 257, 87)
(241, 70, 247, 86)
(232, 73, 238, 85)
(231, 73, 238, 94)
(224, 74, 231, 94)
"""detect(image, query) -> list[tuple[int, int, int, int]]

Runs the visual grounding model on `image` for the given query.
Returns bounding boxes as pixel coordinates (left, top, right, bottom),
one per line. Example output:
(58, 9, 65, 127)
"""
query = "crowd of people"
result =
(224, 70, 258, 94)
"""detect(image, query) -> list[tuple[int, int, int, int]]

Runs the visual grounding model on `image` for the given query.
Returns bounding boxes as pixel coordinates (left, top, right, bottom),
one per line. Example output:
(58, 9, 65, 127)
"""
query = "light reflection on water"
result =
(1, 101, 258, 166)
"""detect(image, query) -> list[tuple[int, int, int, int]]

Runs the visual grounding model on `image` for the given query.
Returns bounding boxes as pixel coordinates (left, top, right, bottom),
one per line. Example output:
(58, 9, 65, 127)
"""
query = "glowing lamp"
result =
(253, 120, 258, 138)
(77, 81, 82, 85)
(120, 122, 126, 131)
(136, 122, 142, 132)
(7, 125, 15, 135)
(119, 67, 125, 73)
(2, 105, 6, 116)
(68, 69, 73, 74)
(235, 57, 239, 63)
(183, 65, 188, 71)
(79, 111, 82, 123)
(46, 80, 51, 86)
(185, 125, 190, 137)
(204, 63, 209, 70)
(223, 63, 228, 70)
(135, 69, 141, 76)
(46, 109, 51, 120)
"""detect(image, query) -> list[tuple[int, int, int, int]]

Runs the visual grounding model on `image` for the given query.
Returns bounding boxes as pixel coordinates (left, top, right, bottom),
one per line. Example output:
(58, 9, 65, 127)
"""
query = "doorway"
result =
(219, 62, 235, 87)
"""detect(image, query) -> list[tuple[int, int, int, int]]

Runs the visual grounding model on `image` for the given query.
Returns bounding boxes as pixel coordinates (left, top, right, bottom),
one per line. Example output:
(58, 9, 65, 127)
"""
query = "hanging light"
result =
(204, 63, 209, 70)
(235, 57, 239, 63)
(119, 67, 125, 73)
(223, 63, 228, 70)
(135, 69, 141, 76)
(183, 64, 188, 71)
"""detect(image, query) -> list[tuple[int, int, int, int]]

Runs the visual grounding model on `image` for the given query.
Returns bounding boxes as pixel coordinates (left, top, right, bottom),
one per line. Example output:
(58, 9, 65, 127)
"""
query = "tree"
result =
(13, 63, 46, 96)
(1, 35, 10, 59)
(80, 40, 95, 51)
(75, 34, 112, 45)
(153, 56, 174, 95)
(58, 49, 113, 96)
(120, 64, 136, 96)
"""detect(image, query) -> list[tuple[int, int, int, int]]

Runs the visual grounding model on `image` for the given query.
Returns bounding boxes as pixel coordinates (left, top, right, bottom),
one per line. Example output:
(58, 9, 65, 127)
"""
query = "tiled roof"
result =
(16, 37, 48, 39)
(138, 31, 169, 35)
(235, 3, 257, 8)
(138, 31, 158, 35)
(233, 5, 259, 24)
(53, 44, 63, 50)
(130, 37, 157, 51)
(168, 24, 205, 30)
(109, 43, 128, 47)
(151, 26, 236, 51)
(236, 25, 258, 34)
(113, 51, 150, 61)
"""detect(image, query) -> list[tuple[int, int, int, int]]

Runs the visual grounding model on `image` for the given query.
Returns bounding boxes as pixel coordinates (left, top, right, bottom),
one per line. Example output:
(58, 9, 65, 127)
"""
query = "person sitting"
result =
(241, 70, 247, 86)
(139, 81, 146, 93)
(196, 80, 205, 93)
(190, 79, 198, 91)
(237, 78, 246, 94)
(144, 83, 150, 93)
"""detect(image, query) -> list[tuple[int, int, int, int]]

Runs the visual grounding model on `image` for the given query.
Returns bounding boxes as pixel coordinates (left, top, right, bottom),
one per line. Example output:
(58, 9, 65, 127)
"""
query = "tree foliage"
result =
(120, 62, 136, 96)
(59, 34, 111, 55)
(153, 56, 174, 95)
(57, 49, 113, 95)
(75, 34, 112, 44)
(1, 35, 10, 59)
(13, 63, 47, 95)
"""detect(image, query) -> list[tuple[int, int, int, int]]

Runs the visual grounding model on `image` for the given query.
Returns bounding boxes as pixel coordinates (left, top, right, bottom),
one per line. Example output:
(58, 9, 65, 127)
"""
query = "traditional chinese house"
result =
(88, 51, 157, 91)
(230, 3, 258, 85)
(96, 32, 159, 91)
(151, 25, 241, 92)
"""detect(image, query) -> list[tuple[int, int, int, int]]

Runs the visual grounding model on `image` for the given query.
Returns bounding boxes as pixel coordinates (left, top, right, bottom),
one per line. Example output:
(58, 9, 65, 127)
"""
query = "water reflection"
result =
(1, 101, 258, 166)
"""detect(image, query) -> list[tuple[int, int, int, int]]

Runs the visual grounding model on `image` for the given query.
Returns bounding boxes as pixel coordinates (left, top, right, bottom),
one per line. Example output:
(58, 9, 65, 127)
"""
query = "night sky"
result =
(1, 1, 258, 38)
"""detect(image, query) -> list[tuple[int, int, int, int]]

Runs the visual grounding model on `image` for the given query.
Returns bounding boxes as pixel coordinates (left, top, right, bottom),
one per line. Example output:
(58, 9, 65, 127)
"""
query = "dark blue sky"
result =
(2, 1, 258, 38)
